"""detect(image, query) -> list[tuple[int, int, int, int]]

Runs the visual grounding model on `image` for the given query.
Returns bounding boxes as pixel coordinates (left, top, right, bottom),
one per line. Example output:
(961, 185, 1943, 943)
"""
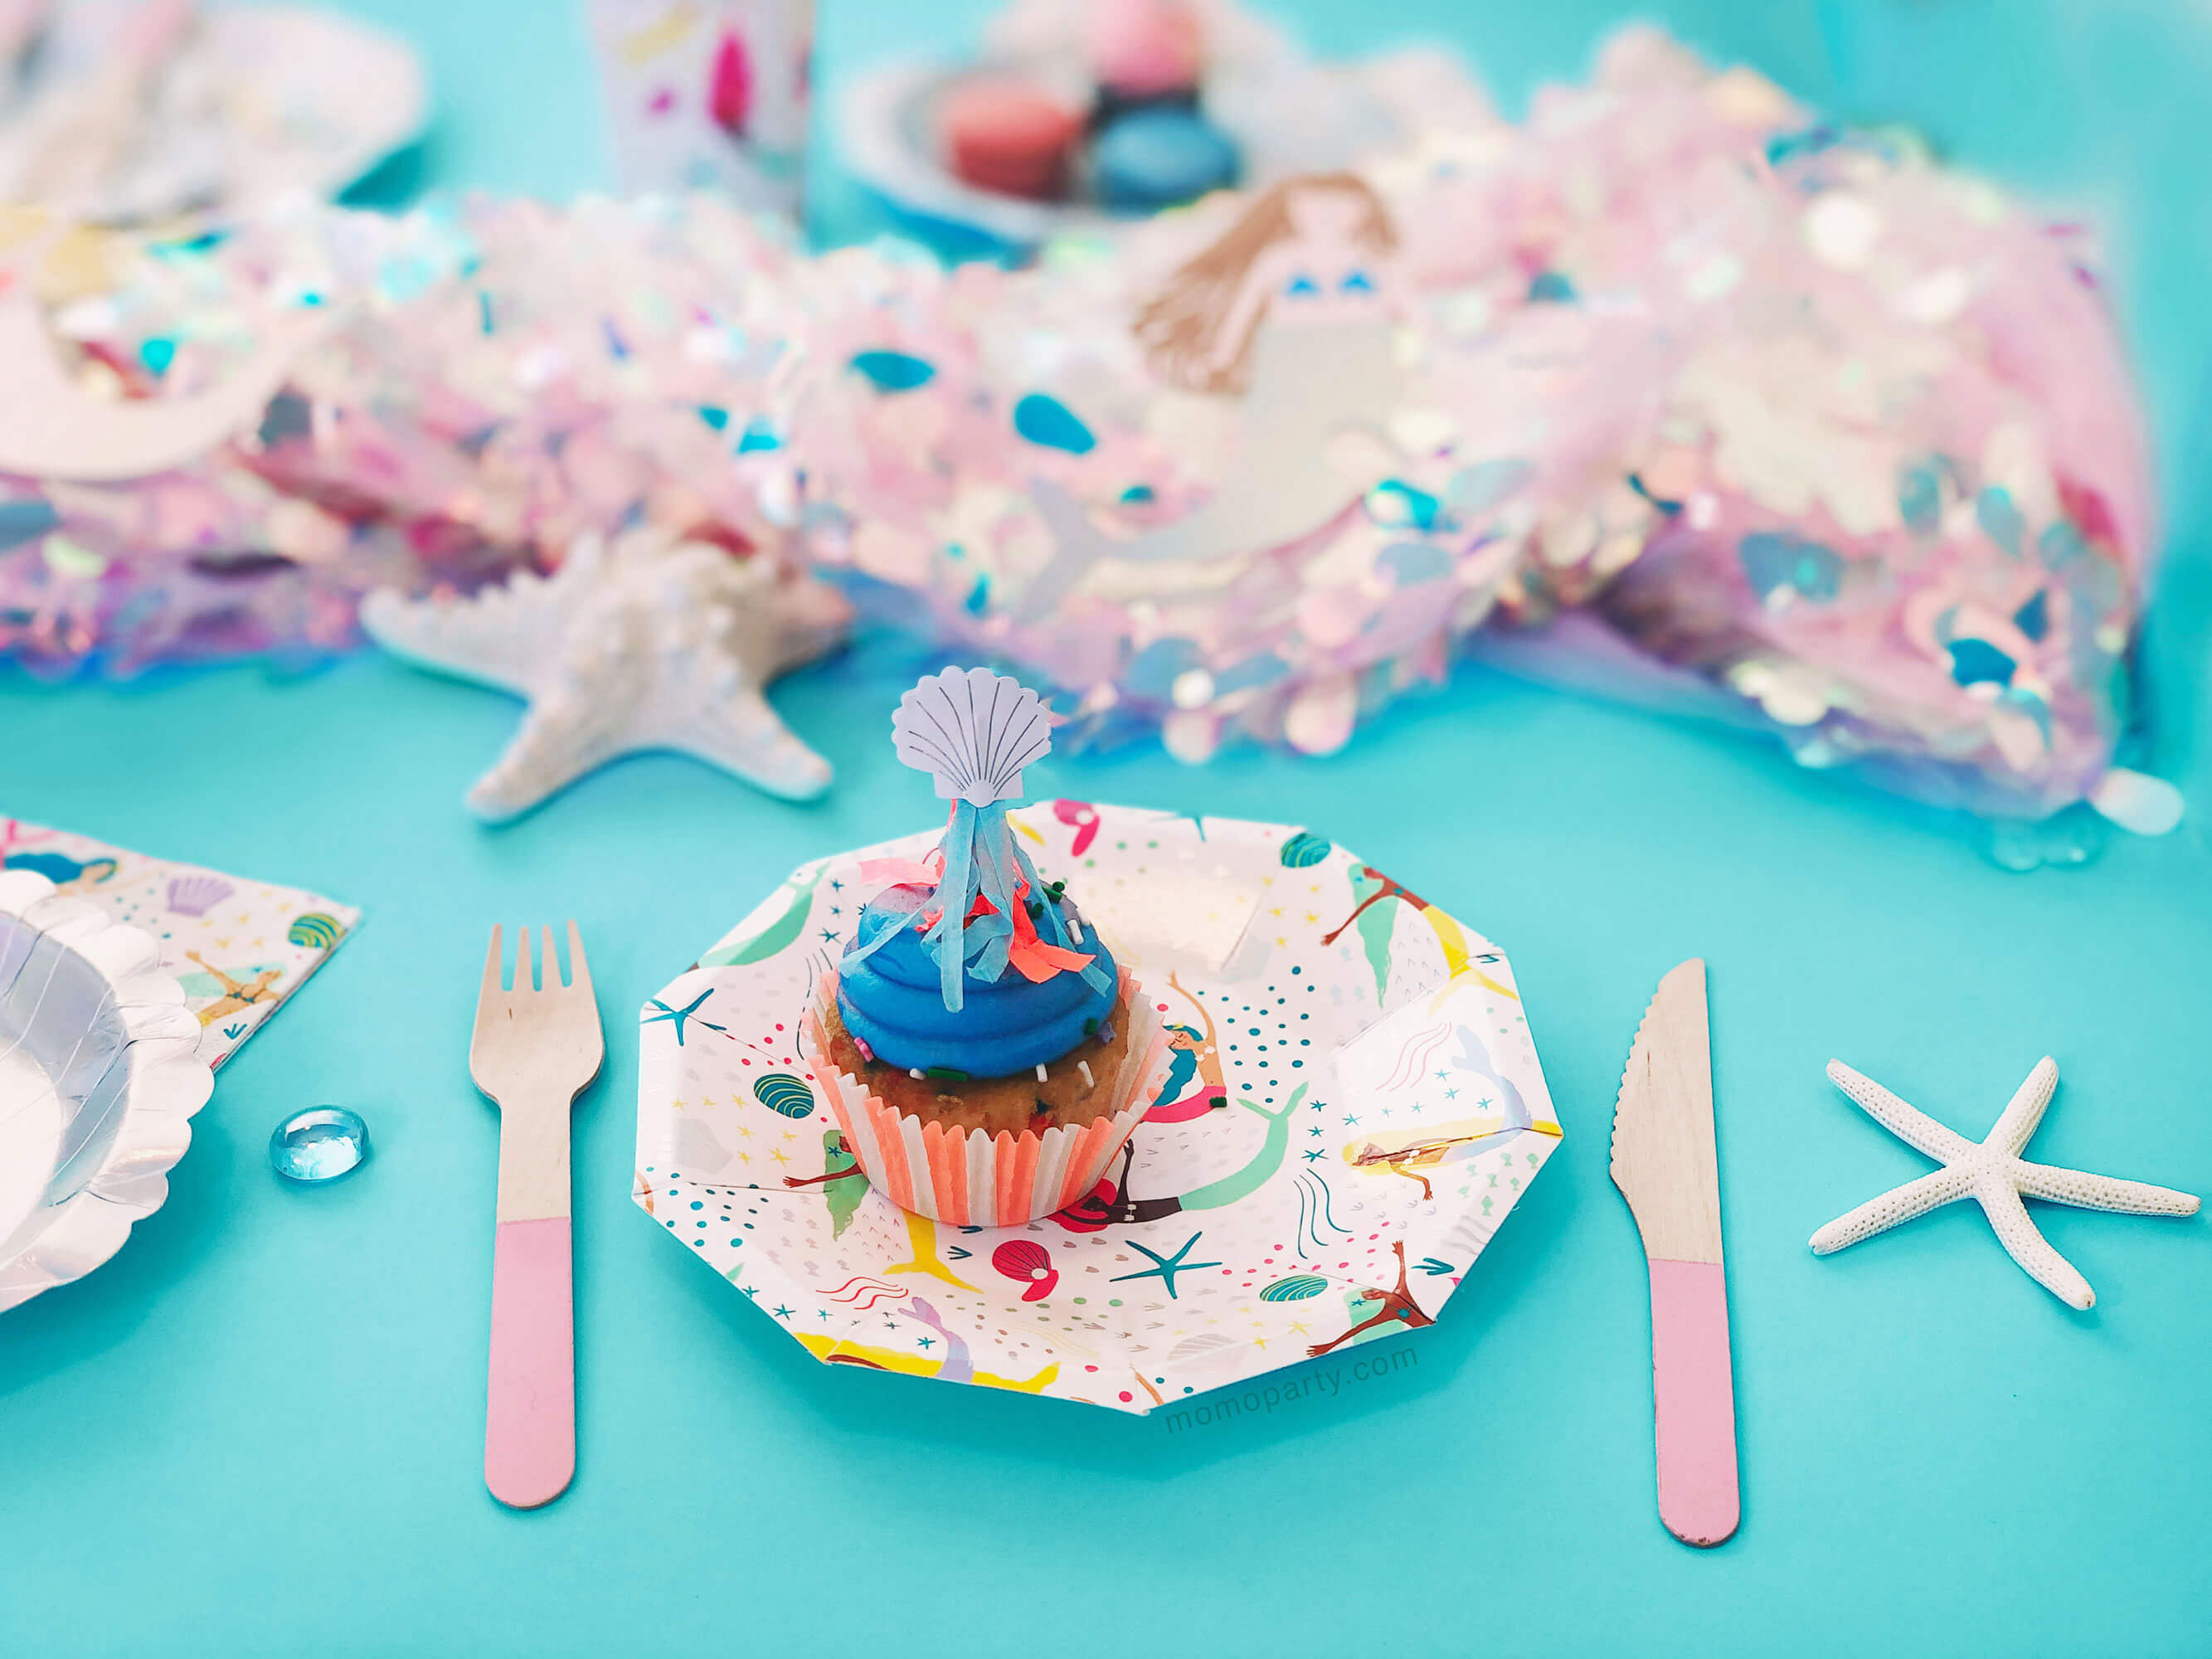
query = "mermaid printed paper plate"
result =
(634, 802, 1561, 1413)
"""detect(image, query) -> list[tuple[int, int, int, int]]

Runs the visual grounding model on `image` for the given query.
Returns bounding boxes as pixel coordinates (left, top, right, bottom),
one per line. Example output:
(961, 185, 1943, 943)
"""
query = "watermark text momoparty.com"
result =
(1161, 1345, 1417, 1433)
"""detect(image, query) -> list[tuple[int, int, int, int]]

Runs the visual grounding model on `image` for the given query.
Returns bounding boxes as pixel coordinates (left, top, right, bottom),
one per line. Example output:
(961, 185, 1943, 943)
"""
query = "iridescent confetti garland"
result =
(784, 29, 2156, 822)
(0, 193, 811, 677)
(0, 28, 2160, 829)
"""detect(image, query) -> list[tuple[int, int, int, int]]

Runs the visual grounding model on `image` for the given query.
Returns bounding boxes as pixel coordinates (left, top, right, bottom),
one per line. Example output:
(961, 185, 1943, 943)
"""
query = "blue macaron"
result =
(1091, 106, 1239, 212)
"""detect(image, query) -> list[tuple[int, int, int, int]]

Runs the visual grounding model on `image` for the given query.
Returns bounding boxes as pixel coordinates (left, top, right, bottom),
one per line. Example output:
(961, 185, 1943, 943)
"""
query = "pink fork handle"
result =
(1646, 1258, 1740, 1546)
(486, 1217, 574, 1509)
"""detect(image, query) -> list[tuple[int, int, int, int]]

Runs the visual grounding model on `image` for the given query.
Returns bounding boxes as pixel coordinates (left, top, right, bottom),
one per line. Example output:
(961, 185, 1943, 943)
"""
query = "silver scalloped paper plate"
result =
(0, 870, 213, 1312)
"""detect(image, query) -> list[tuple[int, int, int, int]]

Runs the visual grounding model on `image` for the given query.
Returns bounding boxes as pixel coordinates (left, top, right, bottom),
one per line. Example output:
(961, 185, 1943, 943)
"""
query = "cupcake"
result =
(800, 668, 1171, 1225)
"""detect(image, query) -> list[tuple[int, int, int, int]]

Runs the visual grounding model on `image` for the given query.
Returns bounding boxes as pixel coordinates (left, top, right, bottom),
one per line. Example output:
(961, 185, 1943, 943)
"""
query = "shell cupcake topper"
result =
(892, 667, 1053, 805)
(853, 666, 1106, 1012)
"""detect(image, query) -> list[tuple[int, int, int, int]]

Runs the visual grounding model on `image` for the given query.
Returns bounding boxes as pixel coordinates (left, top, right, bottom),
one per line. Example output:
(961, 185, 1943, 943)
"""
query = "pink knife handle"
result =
(1646, 1258, 1739, 1546)
(485, 1216, 574, 1509)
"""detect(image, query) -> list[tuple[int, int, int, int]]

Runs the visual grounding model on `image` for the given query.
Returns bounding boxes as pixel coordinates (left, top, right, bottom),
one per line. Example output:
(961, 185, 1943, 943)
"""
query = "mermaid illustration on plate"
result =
(1018, 173, 1404, 620)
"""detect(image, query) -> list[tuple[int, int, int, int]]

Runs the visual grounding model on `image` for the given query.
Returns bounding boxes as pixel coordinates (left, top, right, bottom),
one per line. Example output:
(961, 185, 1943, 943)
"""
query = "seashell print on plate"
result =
(634, 802, 1564, 1415)
(165, 875, 236, 919)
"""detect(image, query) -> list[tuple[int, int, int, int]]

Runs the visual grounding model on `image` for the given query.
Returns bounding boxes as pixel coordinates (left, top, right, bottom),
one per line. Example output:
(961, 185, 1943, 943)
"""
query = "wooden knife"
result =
(1610, 958, 1739, 1546)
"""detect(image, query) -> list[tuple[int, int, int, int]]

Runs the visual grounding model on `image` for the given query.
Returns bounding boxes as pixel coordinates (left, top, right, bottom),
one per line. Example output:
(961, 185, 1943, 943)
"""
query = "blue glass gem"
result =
(270, 1107, 371, 1184)
(1526, 270, 1578, 304)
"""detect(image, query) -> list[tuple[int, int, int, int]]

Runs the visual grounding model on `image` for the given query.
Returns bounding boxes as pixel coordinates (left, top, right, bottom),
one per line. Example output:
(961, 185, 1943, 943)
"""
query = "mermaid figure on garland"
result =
(1018, 173, 1407, 621)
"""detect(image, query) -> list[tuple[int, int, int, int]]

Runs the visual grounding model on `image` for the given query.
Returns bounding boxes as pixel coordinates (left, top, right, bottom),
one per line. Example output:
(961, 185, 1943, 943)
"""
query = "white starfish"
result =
(1812, 1058, 2200, 1309)
(361, 531, 849, 821)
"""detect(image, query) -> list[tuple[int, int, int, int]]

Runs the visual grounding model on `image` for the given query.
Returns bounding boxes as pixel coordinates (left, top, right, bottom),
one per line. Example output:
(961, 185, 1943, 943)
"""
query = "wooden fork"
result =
(469, 922, 604, 1510)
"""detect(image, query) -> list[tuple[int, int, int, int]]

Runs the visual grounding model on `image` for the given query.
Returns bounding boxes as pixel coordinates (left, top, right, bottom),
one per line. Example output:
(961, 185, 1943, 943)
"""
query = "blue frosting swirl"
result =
(837, 885, 1118, 1078)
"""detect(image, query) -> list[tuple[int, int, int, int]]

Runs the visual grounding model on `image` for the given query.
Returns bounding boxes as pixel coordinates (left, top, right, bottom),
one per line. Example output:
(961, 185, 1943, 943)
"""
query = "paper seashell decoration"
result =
(166, 874, 236, 918)
(892, 666, 1053, 805)
(850, 666, 1106, 1015)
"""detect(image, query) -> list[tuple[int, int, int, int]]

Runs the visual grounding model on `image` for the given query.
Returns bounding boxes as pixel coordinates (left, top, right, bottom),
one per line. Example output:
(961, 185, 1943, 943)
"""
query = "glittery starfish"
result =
(1812, 1058, 2200, 1309)
(362, 531, 848, 821)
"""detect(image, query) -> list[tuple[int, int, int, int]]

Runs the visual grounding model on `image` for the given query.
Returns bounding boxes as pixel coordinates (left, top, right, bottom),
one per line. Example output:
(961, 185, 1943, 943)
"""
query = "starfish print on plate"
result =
(362, 529, 849, 821)
(1811, 1057, 2200, 1309)
(1110, 1231, 1221, 1300)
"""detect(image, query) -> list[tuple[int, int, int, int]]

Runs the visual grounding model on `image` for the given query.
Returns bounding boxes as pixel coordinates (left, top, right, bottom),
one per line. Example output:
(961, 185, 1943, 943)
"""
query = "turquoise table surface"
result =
(7, 3, 2212, 1655)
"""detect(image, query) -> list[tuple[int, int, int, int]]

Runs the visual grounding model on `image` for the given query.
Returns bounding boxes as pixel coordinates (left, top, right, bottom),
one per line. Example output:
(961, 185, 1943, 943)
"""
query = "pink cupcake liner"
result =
(800, 966, 1170, 1227)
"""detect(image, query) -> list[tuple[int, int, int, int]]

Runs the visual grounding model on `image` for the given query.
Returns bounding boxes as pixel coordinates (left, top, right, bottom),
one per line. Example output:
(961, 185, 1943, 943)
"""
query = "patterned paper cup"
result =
(800, 966, 1171, 1227)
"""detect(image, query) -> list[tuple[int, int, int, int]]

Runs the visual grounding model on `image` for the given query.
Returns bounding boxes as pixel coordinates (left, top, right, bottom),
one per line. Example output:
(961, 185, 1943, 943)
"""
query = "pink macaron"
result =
(939, 75, 1085, 200)
(1087, 0, 1204, 102)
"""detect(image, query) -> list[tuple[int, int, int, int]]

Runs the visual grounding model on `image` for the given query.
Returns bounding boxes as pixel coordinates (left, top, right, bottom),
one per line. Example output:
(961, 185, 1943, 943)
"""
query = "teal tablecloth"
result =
(6, 3, 2210, 1654)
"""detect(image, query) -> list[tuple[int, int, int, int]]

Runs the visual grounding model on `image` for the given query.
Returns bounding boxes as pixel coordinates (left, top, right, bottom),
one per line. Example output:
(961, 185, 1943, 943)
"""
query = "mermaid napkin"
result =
(0, 816, 357, 1068)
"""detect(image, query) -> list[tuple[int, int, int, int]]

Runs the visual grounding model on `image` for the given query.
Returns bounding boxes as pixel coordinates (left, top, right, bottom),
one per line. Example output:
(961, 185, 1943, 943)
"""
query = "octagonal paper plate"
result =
(634, 802, 1561, 1414)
